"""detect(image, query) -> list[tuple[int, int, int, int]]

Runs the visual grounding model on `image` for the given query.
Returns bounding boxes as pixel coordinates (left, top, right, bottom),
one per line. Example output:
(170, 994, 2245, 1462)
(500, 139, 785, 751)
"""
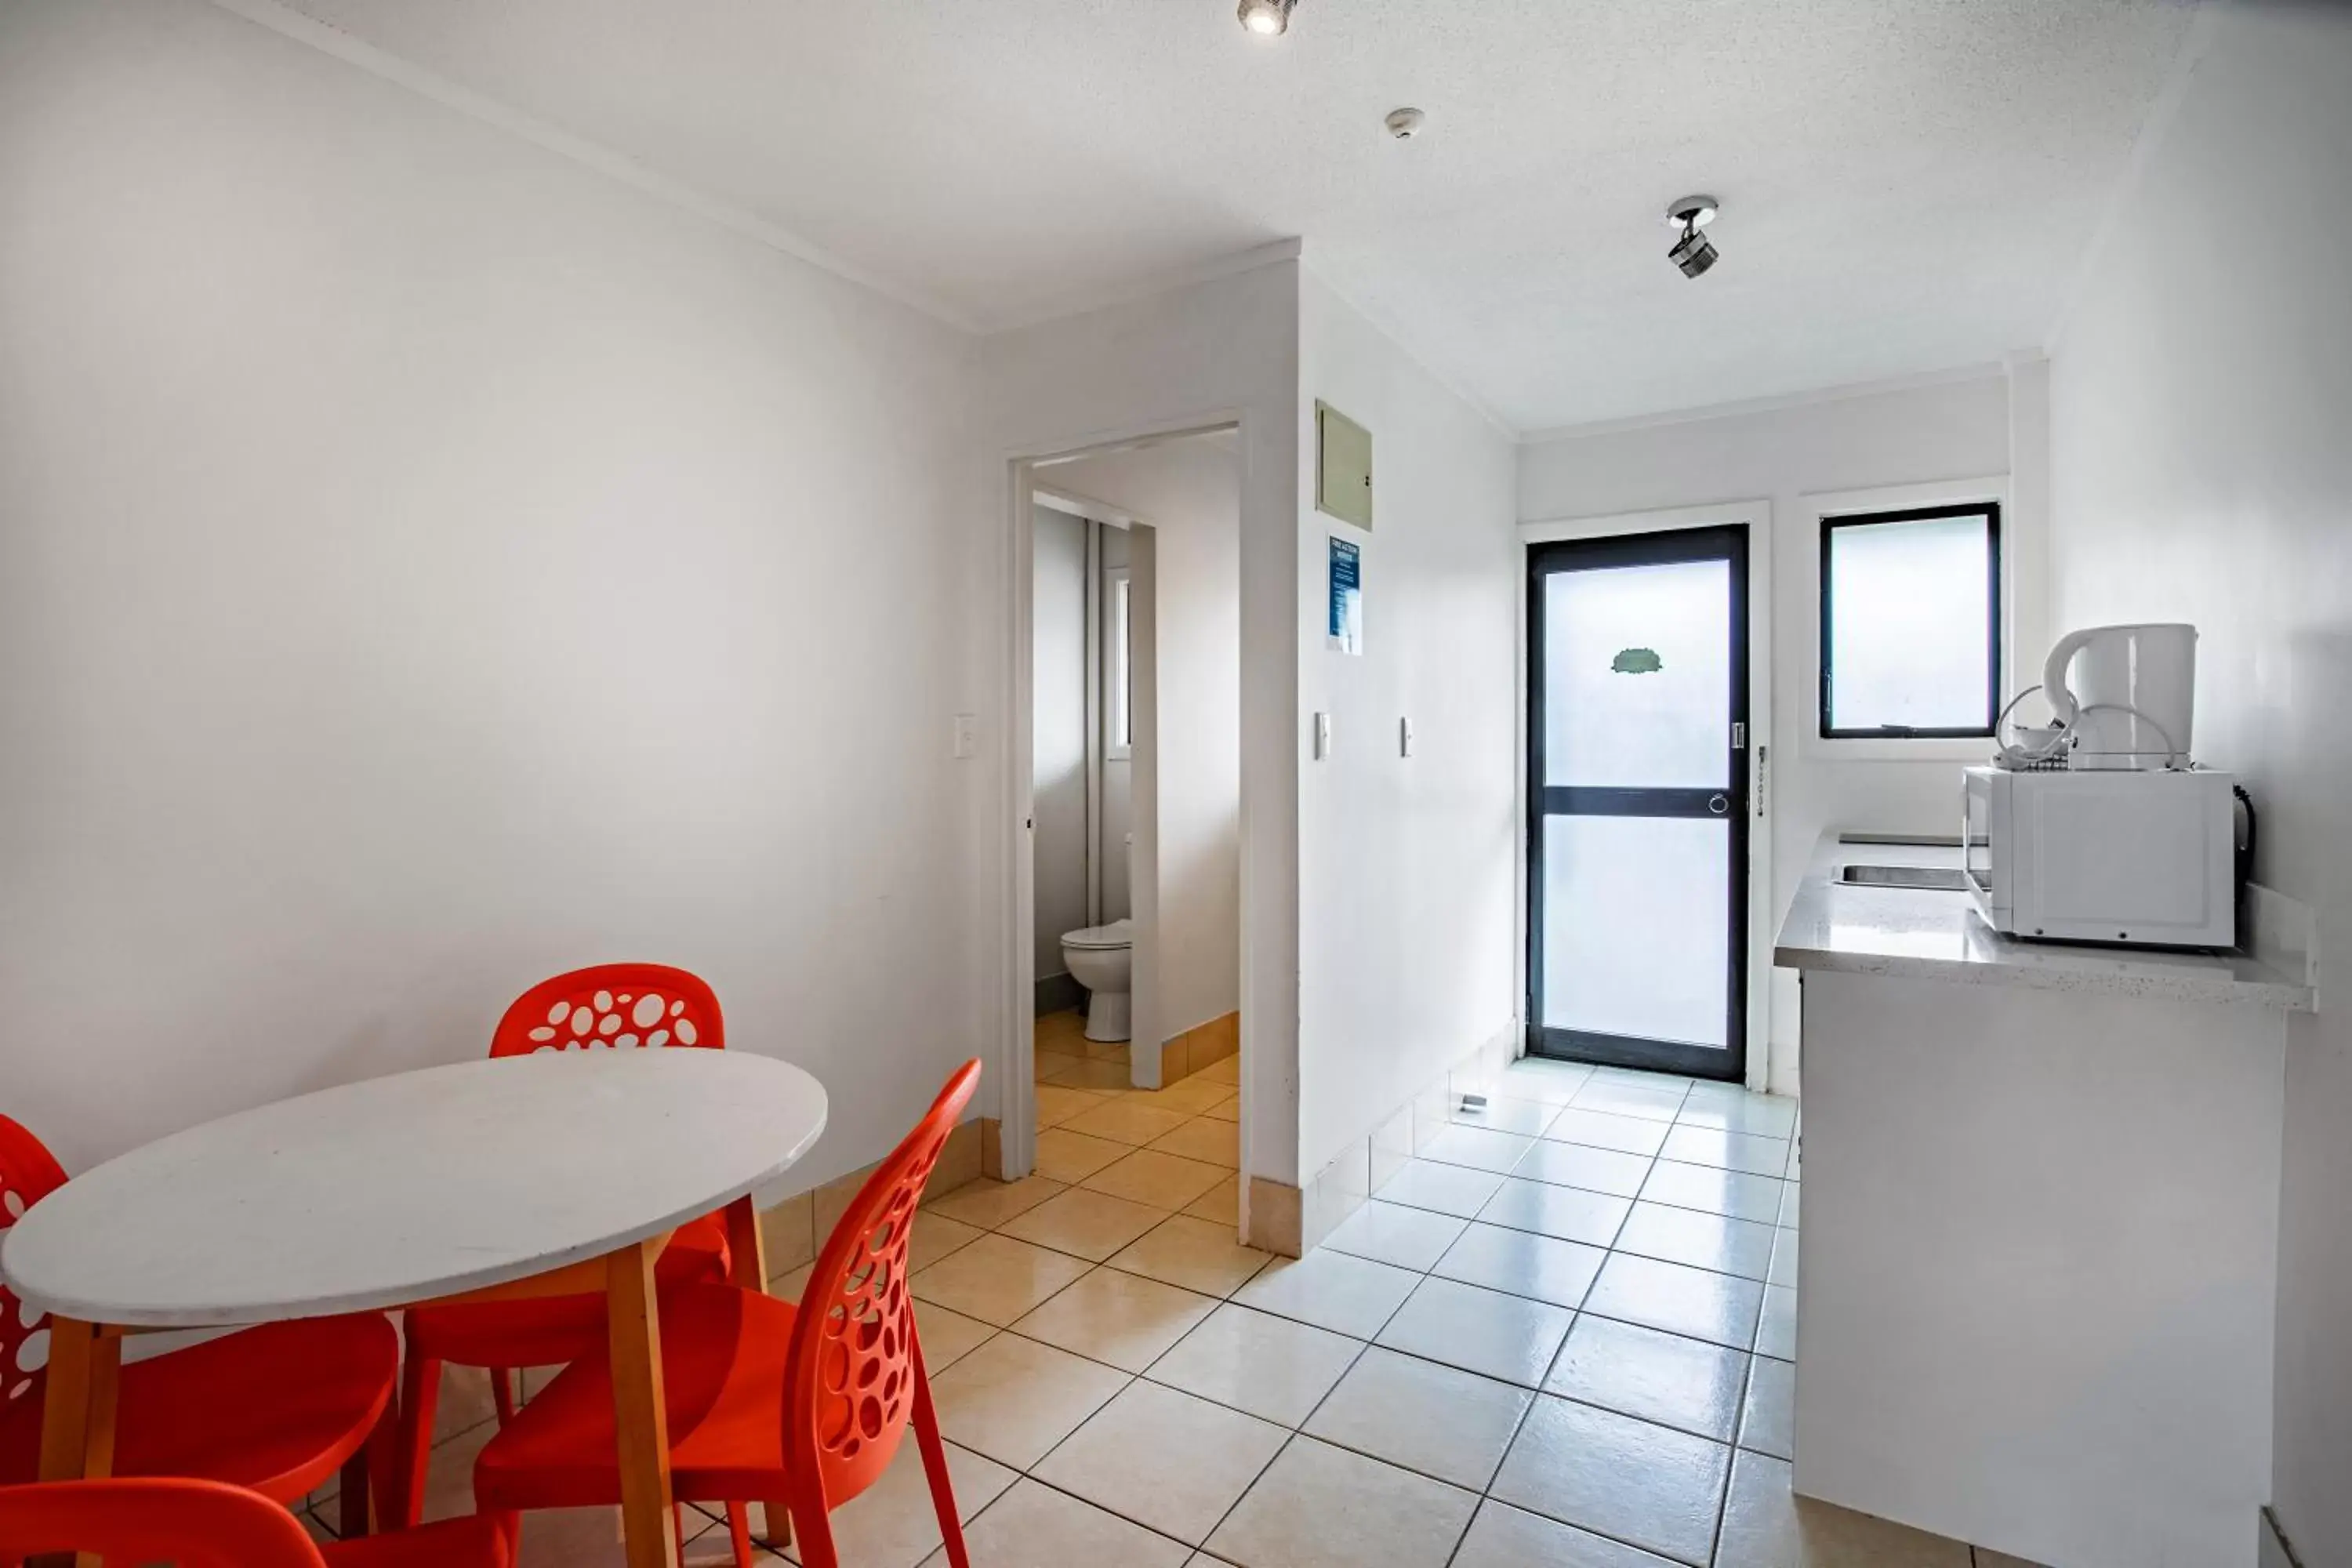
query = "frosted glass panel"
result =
(1826, 513, 1993, 731)
(1545, 561, 1730, 789)
(1541, 815, 1729, 1048)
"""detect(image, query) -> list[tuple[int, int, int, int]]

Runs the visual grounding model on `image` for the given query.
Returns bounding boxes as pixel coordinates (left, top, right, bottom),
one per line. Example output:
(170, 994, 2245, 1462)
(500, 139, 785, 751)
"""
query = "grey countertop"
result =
(1771, 832, 2313, 1010)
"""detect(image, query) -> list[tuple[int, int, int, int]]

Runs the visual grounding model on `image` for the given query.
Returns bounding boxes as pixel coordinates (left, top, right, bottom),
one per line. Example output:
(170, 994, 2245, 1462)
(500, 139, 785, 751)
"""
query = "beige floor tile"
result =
(1034, 1083, 1112, 1131)
(909, 1212, 986, 1275)
(1715, 1451, 1972, 1567)
(1451, 1500, 1679, 1567)
(1323, 1200, 1469, 1273)
(1148, 1116, 1241, 1169)
(1374, 1276, 1573, 1389)
(927, 1331, 1131, 1468)
(911, 1233, 1094, 1326)
(1147, 1302, 1367, 1427)
(1127, 1078, 1236, 1116)
(914, 1301, 997, 1374)
(777, 1439, 1015, 1567)
(1755, 1283, 1798, 1361)
(1431, 1222, 1606, 1312)
(1083, 1149, 1229, 1210)
(1617, 1201, 1778, 1282)
(1110, 1214, 1274, 1297)
(770, 1260, 815, 1301)
(1012, 1265, 1218, 1372)
(1545, 1313, 1748, 1443)
(1200, 1091, 1241, 1122)
(1738, 1352, 1794, 1459)
(1478, 1176, 1632, 1249)
(1416, 1123, 1538, 1175)
(1544, 1109, 1671, 1158)
(1000, 1188, 1167, 1261)
(1639, 1160, 1786, 1225)
(1035, 1009, 1090, 1051)
(1183, 1174, 1241, 1224)
(1197, 1054, 1241, 1086)
(1036, 1380, 1289, 1544)
(1303, 1345, 1534, 1492)
(1065, 1097, 1193, 1146)
(918, 1477, 1190, 1568)
(1083, 1036, 1132, 1064)
(1043, 1055, 1135, 1091)
(926, 1174, 1066, 1230)
(1374, 1159, 1508, 1219)
(1207, 1436, 1477, 1568)
(1584, 1251, 1766, 1350)
(1490, 1394, 1730, 1566)
(1512, 1138, 1654, 1199)
(1232, 1247, 1421, 1340)
(1034, 1126, 1139, 1184)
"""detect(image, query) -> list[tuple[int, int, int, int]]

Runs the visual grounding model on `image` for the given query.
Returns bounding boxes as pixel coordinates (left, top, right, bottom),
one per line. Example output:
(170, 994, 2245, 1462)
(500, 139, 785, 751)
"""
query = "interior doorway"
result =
(1526, 524, 1752, 1081)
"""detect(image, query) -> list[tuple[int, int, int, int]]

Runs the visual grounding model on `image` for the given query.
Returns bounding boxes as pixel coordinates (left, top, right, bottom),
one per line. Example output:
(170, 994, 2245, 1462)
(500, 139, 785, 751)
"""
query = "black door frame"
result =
(1526, 524, 1751, 1081)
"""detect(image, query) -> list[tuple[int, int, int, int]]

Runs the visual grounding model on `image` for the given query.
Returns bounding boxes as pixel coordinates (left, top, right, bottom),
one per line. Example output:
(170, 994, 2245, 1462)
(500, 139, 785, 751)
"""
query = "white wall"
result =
(1517, 376, 2017, 1085)
(1046, 438, 1243, 1046)
(1100, 524, 1133, 924)
(1031, 505, 1087, 985)
(978, 260, 1302, 1185)
(0, 0, 987, 1182)
(1294, 274, 1519, 1182)
(2041, 8, 2352, 1560)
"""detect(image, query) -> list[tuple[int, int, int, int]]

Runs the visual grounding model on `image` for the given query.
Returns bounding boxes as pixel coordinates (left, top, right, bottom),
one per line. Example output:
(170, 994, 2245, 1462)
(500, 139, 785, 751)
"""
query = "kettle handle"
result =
(2042, 626, 2099, 729)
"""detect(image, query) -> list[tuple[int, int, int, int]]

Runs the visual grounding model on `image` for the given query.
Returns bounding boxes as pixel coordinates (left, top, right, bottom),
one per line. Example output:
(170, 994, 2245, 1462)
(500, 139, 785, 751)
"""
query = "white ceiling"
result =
(271, 0, 2195, 431)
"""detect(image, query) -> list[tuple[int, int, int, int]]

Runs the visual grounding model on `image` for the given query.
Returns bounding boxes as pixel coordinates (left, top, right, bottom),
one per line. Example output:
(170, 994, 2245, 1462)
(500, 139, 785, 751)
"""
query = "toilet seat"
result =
(1061, 918, 1133, 952)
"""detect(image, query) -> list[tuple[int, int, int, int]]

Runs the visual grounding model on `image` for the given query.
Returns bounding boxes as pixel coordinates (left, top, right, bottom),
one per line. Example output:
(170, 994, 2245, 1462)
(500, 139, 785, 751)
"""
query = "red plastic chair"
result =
(0, 1117, 400, 1534)
(395, 964, 739, 1526)
(472, 1061, 983, 1568)
(0, 1476, 510, 1567)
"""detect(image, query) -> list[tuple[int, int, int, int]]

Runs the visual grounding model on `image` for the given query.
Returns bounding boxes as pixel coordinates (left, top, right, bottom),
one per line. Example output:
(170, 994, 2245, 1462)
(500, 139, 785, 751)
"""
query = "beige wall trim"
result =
(1161, 1011, 1240, 1087)
(1245, 1175, 1302, 1257)
(758, 1116, 994, 1286)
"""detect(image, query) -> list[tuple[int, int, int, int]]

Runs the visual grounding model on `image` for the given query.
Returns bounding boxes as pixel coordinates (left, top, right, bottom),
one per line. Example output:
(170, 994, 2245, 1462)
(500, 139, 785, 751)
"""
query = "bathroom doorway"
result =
(1012, 426, 1244, 1221)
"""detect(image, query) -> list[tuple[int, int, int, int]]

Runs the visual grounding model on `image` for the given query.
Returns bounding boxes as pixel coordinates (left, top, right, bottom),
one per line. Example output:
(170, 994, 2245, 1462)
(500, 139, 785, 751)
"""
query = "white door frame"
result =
(998, 415, 1244, 1180)
(1516, 499, 1777, 1093)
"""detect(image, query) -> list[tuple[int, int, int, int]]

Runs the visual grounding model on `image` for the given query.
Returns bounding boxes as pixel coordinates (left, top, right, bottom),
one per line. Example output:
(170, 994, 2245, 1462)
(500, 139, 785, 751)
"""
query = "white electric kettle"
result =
(2042, 622, 2197, 770)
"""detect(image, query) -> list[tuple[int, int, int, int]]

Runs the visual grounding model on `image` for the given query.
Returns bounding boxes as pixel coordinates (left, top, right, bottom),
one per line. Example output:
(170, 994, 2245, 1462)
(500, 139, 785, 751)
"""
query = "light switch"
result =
(1400, 717, 1414, 757)
(952, 714, 978, 759)
(1313, 712, 1332, 760)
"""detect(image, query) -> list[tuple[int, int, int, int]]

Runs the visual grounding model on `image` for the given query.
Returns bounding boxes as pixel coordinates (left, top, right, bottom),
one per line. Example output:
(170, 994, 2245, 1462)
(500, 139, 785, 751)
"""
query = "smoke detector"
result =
(1237, 0, 1295, 37)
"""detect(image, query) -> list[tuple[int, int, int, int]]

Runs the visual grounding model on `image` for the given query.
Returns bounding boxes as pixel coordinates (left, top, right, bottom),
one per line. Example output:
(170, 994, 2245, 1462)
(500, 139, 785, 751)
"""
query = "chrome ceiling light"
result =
(1665, 194, 1722, 279)
(1238, 0, 1296, 38)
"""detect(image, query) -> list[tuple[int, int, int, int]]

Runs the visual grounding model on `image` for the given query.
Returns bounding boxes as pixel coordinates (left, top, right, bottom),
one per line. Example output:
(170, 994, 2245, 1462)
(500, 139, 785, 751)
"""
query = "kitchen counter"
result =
(1773, 832, 2311, 1010)
(1773, 828, 2294, 1568)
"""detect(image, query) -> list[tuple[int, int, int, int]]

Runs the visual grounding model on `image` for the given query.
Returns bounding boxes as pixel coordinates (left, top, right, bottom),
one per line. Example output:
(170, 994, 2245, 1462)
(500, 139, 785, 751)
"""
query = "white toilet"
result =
(1059, 918, 1134, 1042)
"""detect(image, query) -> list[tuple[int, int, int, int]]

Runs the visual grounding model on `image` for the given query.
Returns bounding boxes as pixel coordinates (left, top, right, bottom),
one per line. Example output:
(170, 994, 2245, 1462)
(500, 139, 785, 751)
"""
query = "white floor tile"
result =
(1302, 1345, 1535, 1493)
(920, 1478, 1191, 1568)
(1638, 1160, 1785, 1225)
(779, 1439, 1014, 1567)
(1497, 1059, 1596, 1105)
(1674, 1087, 1798, 1139)
(1768, 1227, 1800, 1289)
(1478, 1176, 1632, 1248)
(1512, 1138, 1654, 1198)
(1615, 1201, 1778, 1281)
(1011, 1265, 1218, 1373)
(1583, 1252, 1766, 1350)
(1207, 1436, 1478, 1568)
(1323, 1200, 1471, 1272)
(926, 1331, 1131, 1468)
(1035, 1380, 1288, 1545)
(1544, 1313, 1749, 1443)
(1374, 1276, 1574, 1389)
(1567, 1076, 1690, 1123)
(1232, 1248, 1421, 1340)
(1147, 1302, 1366, 1427)
(1714, 1451, 1970, 1568)
(1754, 1283, 1797, 1362)
(1416, 1123, 1538, 1175)
(1659, 1125, 1789, 1178)
(1431, 1222, 1606, 1311)
(1451, 1501, 1681, 1567)
(1490, 1395, 1730, 1567)
(1374, 1159, 1508, 1219)
(1738, 1352, 1794, 1459)
(1544, 1109, 1671, 1158)
(1777, 1182, 1801, 1230)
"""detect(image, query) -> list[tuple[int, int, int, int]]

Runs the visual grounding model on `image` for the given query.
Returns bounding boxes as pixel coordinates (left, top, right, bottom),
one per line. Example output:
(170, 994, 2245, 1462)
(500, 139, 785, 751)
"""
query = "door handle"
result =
(1708, 795, 1730, 815)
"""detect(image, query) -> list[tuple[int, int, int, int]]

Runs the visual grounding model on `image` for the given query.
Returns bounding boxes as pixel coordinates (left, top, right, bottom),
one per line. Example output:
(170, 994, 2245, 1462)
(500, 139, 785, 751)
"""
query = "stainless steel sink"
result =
(1839, 864, 1968, 891)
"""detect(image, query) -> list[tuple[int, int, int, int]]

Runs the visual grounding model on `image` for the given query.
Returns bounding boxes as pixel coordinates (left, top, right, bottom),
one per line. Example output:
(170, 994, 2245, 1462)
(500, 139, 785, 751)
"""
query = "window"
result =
(1105, 568, 1132, 758)
(1819, 503, 2000, 738)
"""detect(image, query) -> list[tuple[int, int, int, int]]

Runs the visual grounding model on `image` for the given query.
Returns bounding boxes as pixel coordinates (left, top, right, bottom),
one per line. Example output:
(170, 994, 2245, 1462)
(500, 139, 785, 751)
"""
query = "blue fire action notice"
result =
(1327, 535, 1363, 655)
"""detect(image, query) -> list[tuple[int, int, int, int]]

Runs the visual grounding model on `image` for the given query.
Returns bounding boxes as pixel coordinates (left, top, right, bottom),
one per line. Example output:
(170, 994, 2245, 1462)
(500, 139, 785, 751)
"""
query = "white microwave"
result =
(1963, 765, 2237, 949)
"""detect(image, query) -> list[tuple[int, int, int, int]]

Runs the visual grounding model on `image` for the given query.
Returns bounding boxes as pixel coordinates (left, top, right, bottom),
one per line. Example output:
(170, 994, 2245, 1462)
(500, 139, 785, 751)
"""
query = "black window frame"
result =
(1818, 501, 2002, 740)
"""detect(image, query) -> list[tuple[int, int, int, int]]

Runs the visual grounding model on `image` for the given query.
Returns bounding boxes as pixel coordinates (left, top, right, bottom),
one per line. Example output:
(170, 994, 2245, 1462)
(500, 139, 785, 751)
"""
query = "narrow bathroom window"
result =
(1106, 569, 1132, 760)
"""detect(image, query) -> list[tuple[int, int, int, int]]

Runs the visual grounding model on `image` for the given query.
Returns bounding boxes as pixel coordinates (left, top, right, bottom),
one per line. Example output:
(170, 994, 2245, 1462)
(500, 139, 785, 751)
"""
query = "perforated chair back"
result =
(0, 1116, 69, 1412)
(488, 964, 723, 1057)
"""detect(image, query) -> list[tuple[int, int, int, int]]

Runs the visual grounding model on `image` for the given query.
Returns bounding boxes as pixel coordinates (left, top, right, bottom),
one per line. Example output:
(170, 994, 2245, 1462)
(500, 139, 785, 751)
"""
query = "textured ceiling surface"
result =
(274, 0, 2195, 430)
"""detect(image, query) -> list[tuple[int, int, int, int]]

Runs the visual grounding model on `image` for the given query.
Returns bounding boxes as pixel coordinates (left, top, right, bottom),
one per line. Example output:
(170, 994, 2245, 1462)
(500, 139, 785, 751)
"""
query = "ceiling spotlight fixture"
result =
(1665, 194, 1721, 279)
(1384, 107, 1426, 140)
(1237, 0, 1295, 38)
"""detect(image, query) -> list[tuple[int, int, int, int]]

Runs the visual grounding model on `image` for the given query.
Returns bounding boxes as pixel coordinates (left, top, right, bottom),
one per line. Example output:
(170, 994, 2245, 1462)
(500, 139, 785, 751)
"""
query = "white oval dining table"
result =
(1, 1049, 828, 1568)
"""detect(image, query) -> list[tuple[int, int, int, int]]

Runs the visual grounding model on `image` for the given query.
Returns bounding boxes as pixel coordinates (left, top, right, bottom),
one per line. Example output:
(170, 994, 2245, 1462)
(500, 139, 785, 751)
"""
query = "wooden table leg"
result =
(723, 1194, 768, 1293)
(35, 1319, 121, 1568)
(607, 1238, 679, 1568)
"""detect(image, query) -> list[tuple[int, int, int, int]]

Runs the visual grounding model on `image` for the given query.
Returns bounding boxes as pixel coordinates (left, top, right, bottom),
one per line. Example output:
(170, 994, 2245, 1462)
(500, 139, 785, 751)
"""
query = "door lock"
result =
(1708, 795, 1730, 815)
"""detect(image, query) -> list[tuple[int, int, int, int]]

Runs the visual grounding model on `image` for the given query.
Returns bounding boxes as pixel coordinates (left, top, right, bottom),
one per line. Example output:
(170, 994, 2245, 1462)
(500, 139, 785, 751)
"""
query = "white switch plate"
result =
(1313, 712, 1332, 760)
(952, 714, 978, 759)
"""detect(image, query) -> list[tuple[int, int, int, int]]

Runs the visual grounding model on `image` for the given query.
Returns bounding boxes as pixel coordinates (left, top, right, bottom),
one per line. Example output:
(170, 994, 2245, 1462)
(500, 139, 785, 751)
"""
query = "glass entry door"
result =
(1528, 525, 1749, 1080)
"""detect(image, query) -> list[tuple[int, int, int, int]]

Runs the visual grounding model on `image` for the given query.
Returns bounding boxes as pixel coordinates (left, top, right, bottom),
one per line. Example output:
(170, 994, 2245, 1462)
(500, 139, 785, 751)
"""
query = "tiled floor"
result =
(298, 1044, 2018, 1566)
